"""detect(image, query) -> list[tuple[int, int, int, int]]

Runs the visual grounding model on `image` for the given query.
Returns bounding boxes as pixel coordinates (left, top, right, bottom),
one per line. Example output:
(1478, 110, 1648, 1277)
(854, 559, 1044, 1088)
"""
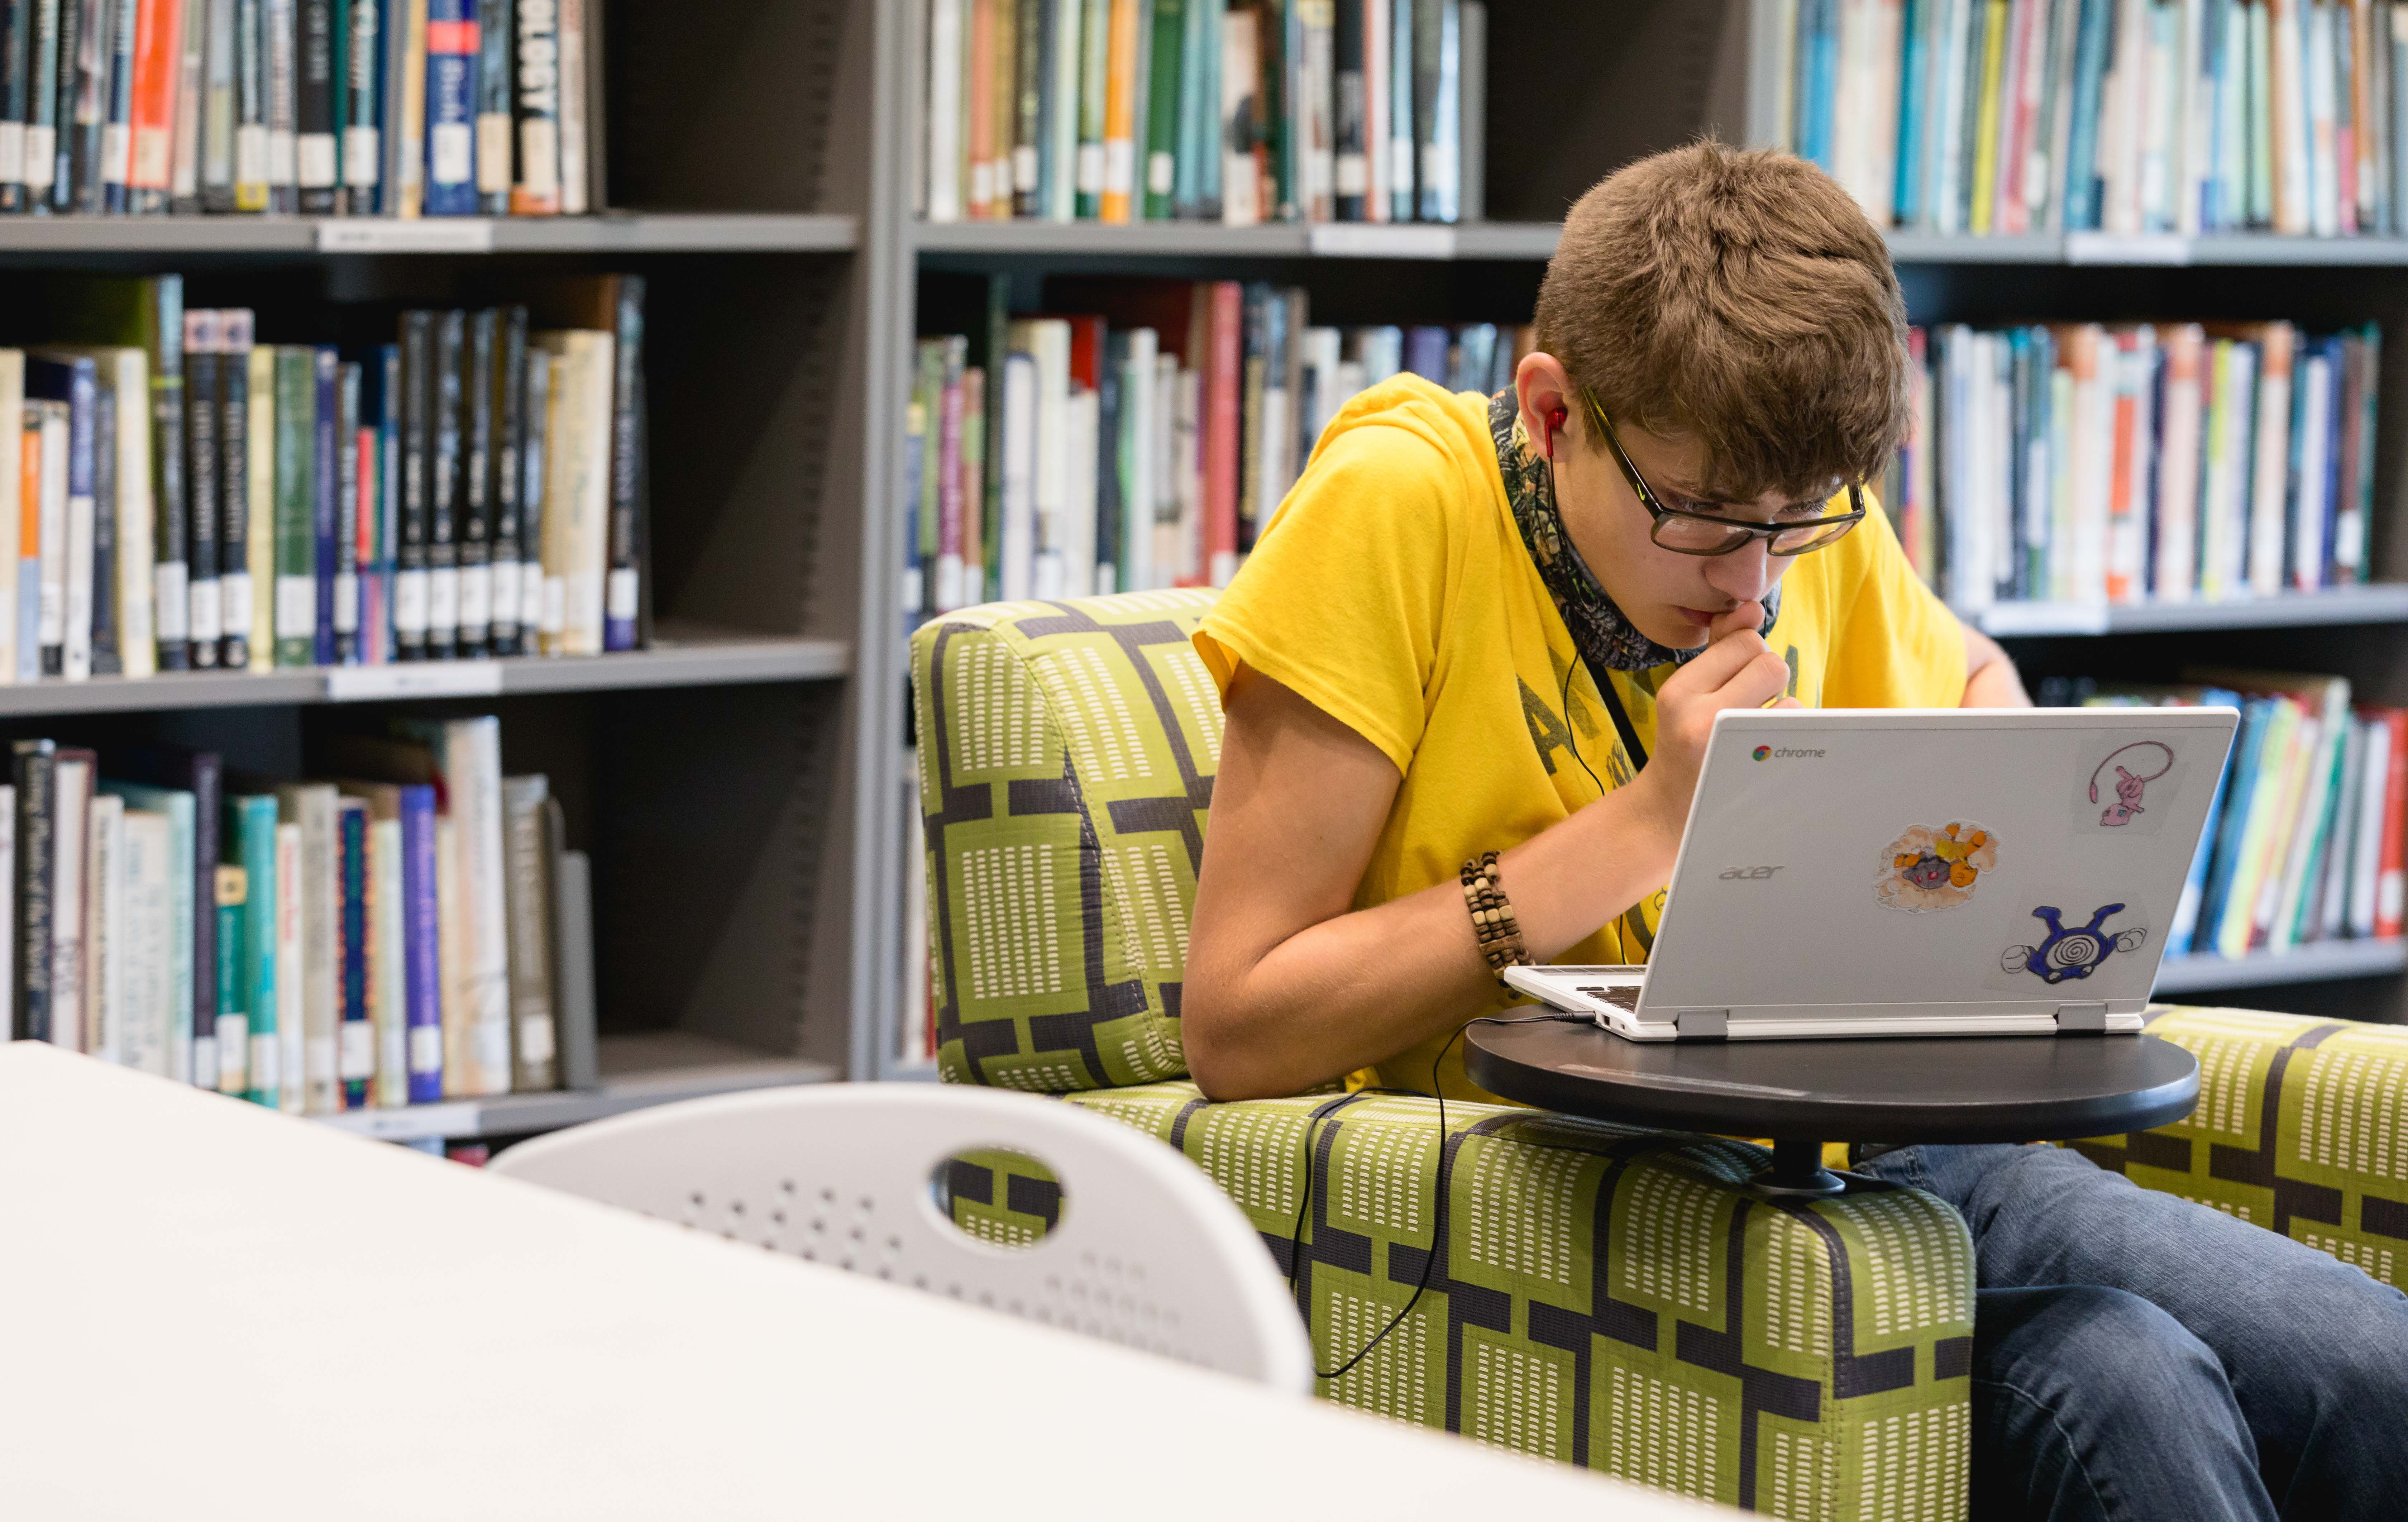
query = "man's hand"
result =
(1626, 601, 1802, 839)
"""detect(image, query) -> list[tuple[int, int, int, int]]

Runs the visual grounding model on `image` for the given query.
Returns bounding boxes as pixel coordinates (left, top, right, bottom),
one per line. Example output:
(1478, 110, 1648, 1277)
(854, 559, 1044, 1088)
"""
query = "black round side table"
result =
(1462, 1020, 2201, 1195)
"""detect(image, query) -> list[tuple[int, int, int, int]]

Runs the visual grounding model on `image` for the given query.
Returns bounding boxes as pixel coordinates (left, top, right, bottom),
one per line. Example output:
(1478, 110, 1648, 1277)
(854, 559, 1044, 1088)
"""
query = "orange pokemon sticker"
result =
(1876, 821, 1998, 912)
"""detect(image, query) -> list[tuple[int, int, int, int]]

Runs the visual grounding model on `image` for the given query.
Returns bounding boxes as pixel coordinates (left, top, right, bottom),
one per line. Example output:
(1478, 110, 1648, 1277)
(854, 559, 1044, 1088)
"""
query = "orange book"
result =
(1099, 0, 1140, 224)
(127, 0, 186, 197)
(965, 0, 995, 219)
(18, 410, 38, 681)
(1198, 281, 1242, 586)
(2378, 708, 2408, 939)
(2103, 328, 2142, 605)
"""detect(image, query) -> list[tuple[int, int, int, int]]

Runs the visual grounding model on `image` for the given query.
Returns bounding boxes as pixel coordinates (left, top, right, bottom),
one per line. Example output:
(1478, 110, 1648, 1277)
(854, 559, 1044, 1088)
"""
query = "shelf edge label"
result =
(325, 664, 505, 701)
(315, 219, 497, 254)
(1307, 223, 1458, 259)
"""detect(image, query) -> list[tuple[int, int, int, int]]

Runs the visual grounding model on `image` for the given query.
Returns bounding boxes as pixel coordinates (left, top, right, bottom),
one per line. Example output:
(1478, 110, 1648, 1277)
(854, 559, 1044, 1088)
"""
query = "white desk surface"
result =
(0, 1043, 1723, 1520)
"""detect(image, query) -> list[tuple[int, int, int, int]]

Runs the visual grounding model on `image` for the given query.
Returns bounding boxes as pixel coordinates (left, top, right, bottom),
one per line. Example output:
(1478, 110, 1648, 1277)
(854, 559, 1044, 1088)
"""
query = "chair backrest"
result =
(489, 1081, 1312, 1391)
(909, 591, 1221, 1091)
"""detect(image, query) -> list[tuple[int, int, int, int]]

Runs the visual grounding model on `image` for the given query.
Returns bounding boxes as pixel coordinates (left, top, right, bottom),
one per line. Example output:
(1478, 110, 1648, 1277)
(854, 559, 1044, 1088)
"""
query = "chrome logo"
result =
(1752, 745, 1771, 761)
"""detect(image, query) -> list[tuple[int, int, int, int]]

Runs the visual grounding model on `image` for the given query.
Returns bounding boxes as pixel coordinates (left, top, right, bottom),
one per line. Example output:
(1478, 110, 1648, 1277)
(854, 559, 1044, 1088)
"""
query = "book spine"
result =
(87, 375, 115, 675)
(28, 399, 58, 679)
(218, 310, 251, 668)
(18, 399, 39, 684)
(488, 305, 523, 654)
(11, 740, 51, 1043)
(393, 0, 424, 215)
(0, 355, 18, 684)
(458, 306, 493, 653)
(267, 816, 297, 1108)
(23, 0, 57, 203)
(198, 0, 231, 206)
(516, 335, 545, 648)
(263, 0, 298, 210)
(395, 310, 429, 657)
(228, 798, 272, 1101)
(270, 347, 312, 667)
(551, 0, 580, 210)
(336, 797, 367, 1105)
(427, 308, 460, 655)
(397, 781, 439, 1100)
(48, 753, 88, 1054)
(334, 358, 359, 662)
(374, 343, 399, 658)
(83, 792, 118, 1063)
(149, 276, 189, 674)
(212, 862, 245, 1093)
(501, 772, 553, 1088)
(231, 0, 261, 206)
(365, 812, 401, 1104)
(244, 342, 271, 657)
(603, 276, 642, 650)
(55, 0, 92, 213)
(294, 0, 331, 206)
(505, 0, 551, 210)
(446, 719, 508, 1093)
(60, 382, 89, 683)
(311, 345, 336, 664)
(184, 310, 223, 669)
(169, 0, 201, 205)
(419, 0, 469, 211)
(120, 0, 174, 203)
(469, 0, 500, 209)
(0, 0, 31, 211)
(336, 0, 373, 208)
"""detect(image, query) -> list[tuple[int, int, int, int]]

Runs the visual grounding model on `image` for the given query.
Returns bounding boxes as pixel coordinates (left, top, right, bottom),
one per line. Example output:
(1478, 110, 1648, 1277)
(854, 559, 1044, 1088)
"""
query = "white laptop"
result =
(1505, 706, 2240, 1040)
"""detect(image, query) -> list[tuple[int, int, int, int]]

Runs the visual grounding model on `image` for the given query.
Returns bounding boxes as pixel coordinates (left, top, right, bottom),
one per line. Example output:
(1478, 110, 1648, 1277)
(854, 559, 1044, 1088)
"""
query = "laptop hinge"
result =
(1675, 1010, 1729, 1041)
(2054, 1002, 2109, 1034)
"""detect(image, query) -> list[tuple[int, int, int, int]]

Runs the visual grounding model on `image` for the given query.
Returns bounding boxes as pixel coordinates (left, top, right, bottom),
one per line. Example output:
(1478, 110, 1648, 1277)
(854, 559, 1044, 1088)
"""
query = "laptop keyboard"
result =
(1578, 986, 1642, 1013)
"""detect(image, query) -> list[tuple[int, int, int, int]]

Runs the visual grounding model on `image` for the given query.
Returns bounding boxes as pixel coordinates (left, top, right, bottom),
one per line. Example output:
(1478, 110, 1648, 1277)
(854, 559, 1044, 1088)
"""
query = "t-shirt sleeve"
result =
(1194, 420, 1458, 774)
(1820, 493, 1969, 708)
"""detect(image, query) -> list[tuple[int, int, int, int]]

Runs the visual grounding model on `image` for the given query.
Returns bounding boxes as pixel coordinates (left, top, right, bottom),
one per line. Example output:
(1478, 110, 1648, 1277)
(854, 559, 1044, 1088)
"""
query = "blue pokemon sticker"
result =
(2001, 904, 2148, 983)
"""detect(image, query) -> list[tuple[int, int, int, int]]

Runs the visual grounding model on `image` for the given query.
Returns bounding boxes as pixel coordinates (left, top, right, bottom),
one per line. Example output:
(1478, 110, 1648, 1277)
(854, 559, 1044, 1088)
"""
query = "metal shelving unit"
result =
(2155, 940, 2408, 994)
(1972, 586, 2408, 636)
(0, 211, 858, 255)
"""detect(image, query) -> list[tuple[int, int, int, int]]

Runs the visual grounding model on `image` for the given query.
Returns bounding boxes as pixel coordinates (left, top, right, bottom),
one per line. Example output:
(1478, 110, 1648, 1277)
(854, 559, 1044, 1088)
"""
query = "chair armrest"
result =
(1054, 1083, 1974, 1518)
(2072, 1006, 2408, 1286)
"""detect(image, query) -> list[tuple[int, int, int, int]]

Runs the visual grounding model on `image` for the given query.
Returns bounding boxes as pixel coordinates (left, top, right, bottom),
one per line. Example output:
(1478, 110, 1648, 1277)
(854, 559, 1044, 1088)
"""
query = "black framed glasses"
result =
(1584, 395, 1867, 557)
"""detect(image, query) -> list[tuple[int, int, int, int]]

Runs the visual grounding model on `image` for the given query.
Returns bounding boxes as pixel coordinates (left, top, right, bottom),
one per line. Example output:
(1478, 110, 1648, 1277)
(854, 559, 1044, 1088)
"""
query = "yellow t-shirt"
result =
(1193, 374, 1968, 1098)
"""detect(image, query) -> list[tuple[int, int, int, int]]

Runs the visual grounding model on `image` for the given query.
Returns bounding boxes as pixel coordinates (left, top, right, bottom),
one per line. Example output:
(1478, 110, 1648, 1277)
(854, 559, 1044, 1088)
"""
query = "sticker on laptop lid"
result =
(1998, 903, 2148, 984)
(1876, 821, 1998, 912)
(2089, 741, 2176, 829)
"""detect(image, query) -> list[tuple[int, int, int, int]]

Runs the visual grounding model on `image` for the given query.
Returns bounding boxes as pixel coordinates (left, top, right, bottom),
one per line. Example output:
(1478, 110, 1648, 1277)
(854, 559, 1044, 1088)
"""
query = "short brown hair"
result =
(1532, 140, 1909, 503)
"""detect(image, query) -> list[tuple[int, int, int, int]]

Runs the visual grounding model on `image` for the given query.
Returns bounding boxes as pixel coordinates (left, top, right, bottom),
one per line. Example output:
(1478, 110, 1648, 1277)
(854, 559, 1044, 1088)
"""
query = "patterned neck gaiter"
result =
(1488, 389, 1777, 675)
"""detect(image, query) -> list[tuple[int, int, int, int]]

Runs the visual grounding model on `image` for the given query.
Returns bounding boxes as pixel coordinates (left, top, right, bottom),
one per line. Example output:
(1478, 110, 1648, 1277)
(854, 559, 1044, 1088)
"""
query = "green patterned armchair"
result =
(908, 591, 2408, 1519)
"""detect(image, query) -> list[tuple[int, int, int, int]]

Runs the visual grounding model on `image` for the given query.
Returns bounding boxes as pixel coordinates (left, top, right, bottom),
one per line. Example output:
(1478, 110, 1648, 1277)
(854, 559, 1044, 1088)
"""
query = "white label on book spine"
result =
(1147, 150, 1174, 197)
(268, 128, 296, 183)
(155, 562, 189, 641)
(220, 572, 253, 639)
(969, 162, 993, 208)
(458, 564, 491, 632)
(2384, 872, 2404, 927)
(1012, 144, 1038, 192)
(1104, 140, 1134, 195)
(235, 125, 267, 187)
(519, 1015, 555, 1064)
(473, 1022, 510, 1082)
(334, 571, 359, 633)
(1075, 143, 1105, 196)
(427, 567, 459, 633)
(101, 125, 130, 186)
(23, 126, 53, 190)
(306, 1035, 336, 1086)
(339, 1020, 373, 1080)
(192, 1033, 218, 1094)
(541, 576, 565, 635)
(489, 558, 519, 625)
(1336, 153, 1367, 196)
(518, 120, 559, 197)
(249, 1031, 279, 1096)
(393, 569, 429, 635)
(297, 133, 337, 189)
(316, 218, 494, 253)
(476, 115, 512, 193)
(408, 1022, 442, 1077)
(343, 126, 382, 188)
(0, 121, 22, 182)
(606, 567, 637, 621)
(216, 1014, 249, 1093)
(521, 564, 544, 629)
(188, 579, 223, 644)
(431, 123, 472, 186)
(326, 662, 501, 701)
(275, 574, 314, 638)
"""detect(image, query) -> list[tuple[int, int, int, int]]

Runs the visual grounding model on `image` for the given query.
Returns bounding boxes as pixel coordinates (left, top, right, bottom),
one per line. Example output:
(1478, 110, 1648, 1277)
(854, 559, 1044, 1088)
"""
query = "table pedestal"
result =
(1757, 1138, 1847, 1196)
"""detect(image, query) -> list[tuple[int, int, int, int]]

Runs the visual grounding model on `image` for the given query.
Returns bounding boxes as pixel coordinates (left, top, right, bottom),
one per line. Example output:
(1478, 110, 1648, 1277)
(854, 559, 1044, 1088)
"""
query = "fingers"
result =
(1709, 646, 1792, 710)
(1706, 600, 1766, 643)
(1665, 624, 1770, 696)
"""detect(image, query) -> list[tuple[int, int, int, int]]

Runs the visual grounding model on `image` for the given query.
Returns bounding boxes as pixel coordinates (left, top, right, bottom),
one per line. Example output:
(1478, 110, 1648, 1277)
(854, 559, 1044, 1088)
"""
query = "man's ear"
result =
(1513, 351, 1576, 462)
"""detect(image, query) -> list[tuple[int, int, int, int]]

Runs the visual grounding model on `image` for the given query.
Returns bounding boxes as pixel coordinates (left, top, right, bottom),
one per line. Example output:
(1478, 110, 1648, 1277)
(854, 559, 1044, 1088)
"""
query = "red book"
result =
(2378, 708, 2408, 938)
(1198, 280, 1242, 587)
(127, 0, 186, 197)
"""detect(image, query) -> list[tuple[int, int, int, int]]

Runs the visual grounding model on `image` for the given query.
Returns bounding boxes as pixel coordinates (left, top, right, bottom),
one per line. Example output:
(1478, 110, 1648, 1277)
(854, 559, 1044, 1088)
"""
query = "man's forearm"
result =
(1960, 622, 2032, 706)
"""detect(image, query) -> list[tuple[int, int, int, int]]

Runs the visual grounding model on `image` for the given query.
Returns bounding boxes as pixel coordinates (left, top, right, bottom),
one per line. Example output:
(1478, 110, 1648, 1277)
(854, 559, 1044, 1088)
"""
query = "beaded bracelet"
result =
(1459, 851, 1532, 987)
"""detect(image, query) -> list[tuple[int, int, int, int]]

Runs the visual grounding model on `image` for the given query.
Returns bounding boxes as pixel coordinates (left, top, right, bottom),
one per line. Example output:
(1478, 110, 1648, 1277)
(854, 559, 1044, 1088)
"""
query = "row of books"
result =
(1891, 318, 2379, 611)
(0, 0, 605, 218)
(2043, 672, 2408, 958)
(1784, 0, 2408, 236)
(903, 275, 1527, 622)
(5, 718, 598, 1113)
(918, 0, 1487, 226)
(0, 272, 646, 680)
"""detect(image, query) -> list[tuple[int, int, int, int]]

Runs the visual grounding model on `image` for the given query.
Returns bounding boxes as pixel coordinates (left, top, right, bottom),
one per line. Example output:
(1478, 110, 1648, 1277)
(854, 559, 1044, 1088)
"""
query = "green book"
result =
(272, 347, 317, 669)
(225, 794, 281, 1106)
(1074, 0, 1110, 220)
(214, 866, 248, 1098)
(1141, 0, 1185, 220)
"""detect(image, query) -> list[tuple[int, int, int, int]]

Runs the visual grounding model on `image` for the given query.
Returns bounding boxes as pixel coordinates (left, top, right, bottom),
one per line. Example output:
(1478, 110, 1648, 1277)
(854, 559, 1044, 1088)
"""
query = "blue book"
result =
(421, 0, 479, 215)
(2065, 0, 2115, 231)
(226, 793, 281, 1106)
(2167, 688, 2246, 954)
(1401, 325, 1449, 384)
(1895, 0, 1930, 223)
(2195, 695, 2270, 943)
(399, 782, 443, 1104)
(2322, 335, 2347, 588)
(338, 797, 370, 1108)
(2201, 0, 2231, 229)
(25, 353, 96, 680)
(1805, 0, 1838, 172)
(313, 346, 338, 665)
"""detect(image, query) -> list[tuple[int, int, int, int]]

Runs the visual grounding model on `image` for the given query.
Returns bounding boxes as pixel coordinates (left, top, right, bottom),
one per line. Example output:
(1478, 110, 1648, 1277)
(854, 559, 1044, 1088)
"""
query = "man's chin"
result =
(1640, 610, 1715, 653)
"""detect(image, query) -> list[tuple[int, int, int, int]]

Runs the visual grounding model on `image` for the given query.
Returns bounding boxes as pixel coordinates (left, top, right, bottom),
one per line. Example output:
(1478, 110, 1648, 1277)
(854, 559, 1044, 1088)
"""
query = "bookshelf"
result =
(0, 0, 895, 1136)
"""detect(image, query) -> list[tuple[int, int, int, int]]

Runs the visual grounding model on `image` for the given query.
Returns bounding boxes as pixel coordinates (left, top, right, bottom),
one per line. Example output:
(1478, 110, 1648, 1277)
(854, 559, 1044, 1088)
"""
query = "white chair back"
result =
(489, 1083, 1314, 1391)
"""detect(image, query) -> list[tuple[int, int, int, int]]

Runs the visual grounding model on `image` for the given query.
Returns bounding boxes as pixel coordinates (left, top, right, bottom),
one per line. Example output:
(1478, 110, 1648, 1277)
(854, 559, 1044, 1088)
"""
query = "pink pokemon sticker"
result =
(1876, 821, 1999, 912)
(2090, 742, 2174, 827)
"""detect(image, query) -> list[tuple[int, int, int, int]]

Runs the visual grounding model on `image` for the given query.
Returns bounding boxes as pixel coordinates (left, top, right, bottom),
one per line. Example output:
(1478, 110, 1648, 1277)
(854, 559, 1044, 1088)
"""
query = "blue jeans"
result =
(1852, 1143, 2408, 1522)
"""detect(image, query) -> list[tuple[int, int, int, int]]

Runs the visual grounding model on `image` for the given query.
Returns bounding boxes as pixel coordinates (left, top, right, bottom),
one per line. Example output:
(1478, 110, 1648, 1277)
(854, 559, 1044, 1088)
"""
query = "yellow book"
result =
(1968, 0, 2010, 234)
(1099, 0, 1141, 223)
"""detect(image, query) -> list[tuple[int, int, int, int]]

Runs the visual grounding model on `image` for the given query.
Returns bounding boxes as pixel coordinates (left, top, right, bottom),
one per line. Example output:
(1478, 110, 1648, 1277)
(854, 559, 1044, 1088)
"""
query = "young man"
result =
(1182, 143, 2407, 1520)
